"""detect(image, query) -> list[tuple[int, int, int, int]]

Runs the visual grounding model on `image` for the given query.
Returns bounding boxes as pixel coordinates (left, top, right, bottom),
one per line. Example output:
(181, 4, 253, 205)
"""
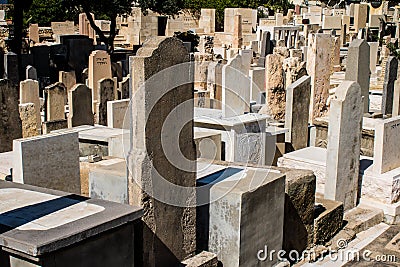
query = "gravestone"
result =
(119, 75, 130, 99)
(374, 117, 400, 174)
(95, 78, 115, 126)
(29, 23, 39, 43)
(107, 99, 129, 129)
(345, 39, 370, 113)
(354, 4, 368, 31)
(0, 79, 22, 152)
(233, 14, 243, 49)
(13, 132, 81, 194)
(325, 81, 363, 210)
(44, 82, 66, 121)
(285, 76, 311, 150)
(26, 65, 37, 80)
(51, 21, 75, 35)
(4, 52, 19, 85)
(368, 42, 379, 74)
(382, 57, 398, 115)
(306, 34, 332, 121)
(59, 70, 77, 92)
(19, 103, 39, 137)
(249, 67, 265, 103)
(128, 37, 196, 266)
(20, 79, 41, 132)
(222, 54, 250, 117)
(68, 84, 94, 128)
(89, 50, 111, 106)
(264, 53, 285, 121)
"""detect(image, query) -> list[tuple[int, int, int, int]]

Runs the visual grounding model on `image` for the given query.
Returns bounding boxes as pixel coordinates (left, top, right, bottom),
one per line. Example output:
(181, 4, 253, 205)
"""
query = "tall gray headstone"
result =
(128, 37, 196, 266)
(0, 79, 22, 152)
(382, 56, 398, 115)
(68, 84, 94, 127)
(325, 80, 363, 211)
(285, 76, 311, 150)
(345, 39, 370, 113)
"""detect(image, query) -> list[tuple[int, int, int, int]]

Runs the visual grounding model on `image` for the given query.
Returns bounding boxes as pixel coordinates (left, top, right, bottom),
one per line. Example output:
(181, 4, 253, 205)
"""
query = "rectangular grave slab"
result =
(0, 181, 142, 267)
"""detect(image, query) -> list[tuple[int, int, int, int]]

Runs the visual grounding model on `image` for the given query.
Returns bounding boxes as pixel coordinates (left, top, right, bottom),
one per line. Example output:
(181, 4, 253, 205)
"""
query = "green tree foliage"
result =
(24, 0, 77, 26)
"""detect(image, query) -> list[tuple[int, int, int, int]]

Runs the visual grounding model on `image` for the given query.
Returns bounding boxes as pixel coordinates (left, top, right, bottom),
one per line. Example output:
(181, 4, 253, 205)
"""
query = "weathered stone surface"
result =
(20, 79, 41, 132)
(59, 71, 76, 92)
(263, 53, 285, 121)
(325, 81, 363, 211)
(285, 76, 311, 150)
(314, 198, 344, 244)
(0, 79, 22, 153)
(42, 119, 68, 134)
(374, 117, 400, 174)
(282, 57, 307, 87)
(95, 78, 115, 126)
(232, 14, 243, 49)
(306, 34, 332, 121)
(382, 56, 398, 115)
(282, 168, 316, 253)
(26, 65, 37, 80)
(198, 165, 285, 267)
(249, 67, 265, 103)
(88, 50, 112, 105)
(222, 54, 250, 117)
(181, 251, 218, 267)
(4, 52, 19, 85)
(345, 39, 370, 113)
(68, 84, 94, 128)
(44, 82, 66, 121)
(19, 103, 39, 138)
(128, 37, 196, 266)
(119, 75, 130, 99)
(107, 99, 129, 129)
(13, 132, 81, 194)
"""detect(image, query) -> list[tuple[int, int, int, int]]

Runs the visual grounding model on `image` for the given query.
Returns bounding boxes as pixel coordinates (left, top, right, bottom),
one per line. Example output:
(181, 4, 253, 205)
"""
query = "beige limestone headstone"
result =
(20, 79, 41, 132)
(88, 50, 112, 108)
